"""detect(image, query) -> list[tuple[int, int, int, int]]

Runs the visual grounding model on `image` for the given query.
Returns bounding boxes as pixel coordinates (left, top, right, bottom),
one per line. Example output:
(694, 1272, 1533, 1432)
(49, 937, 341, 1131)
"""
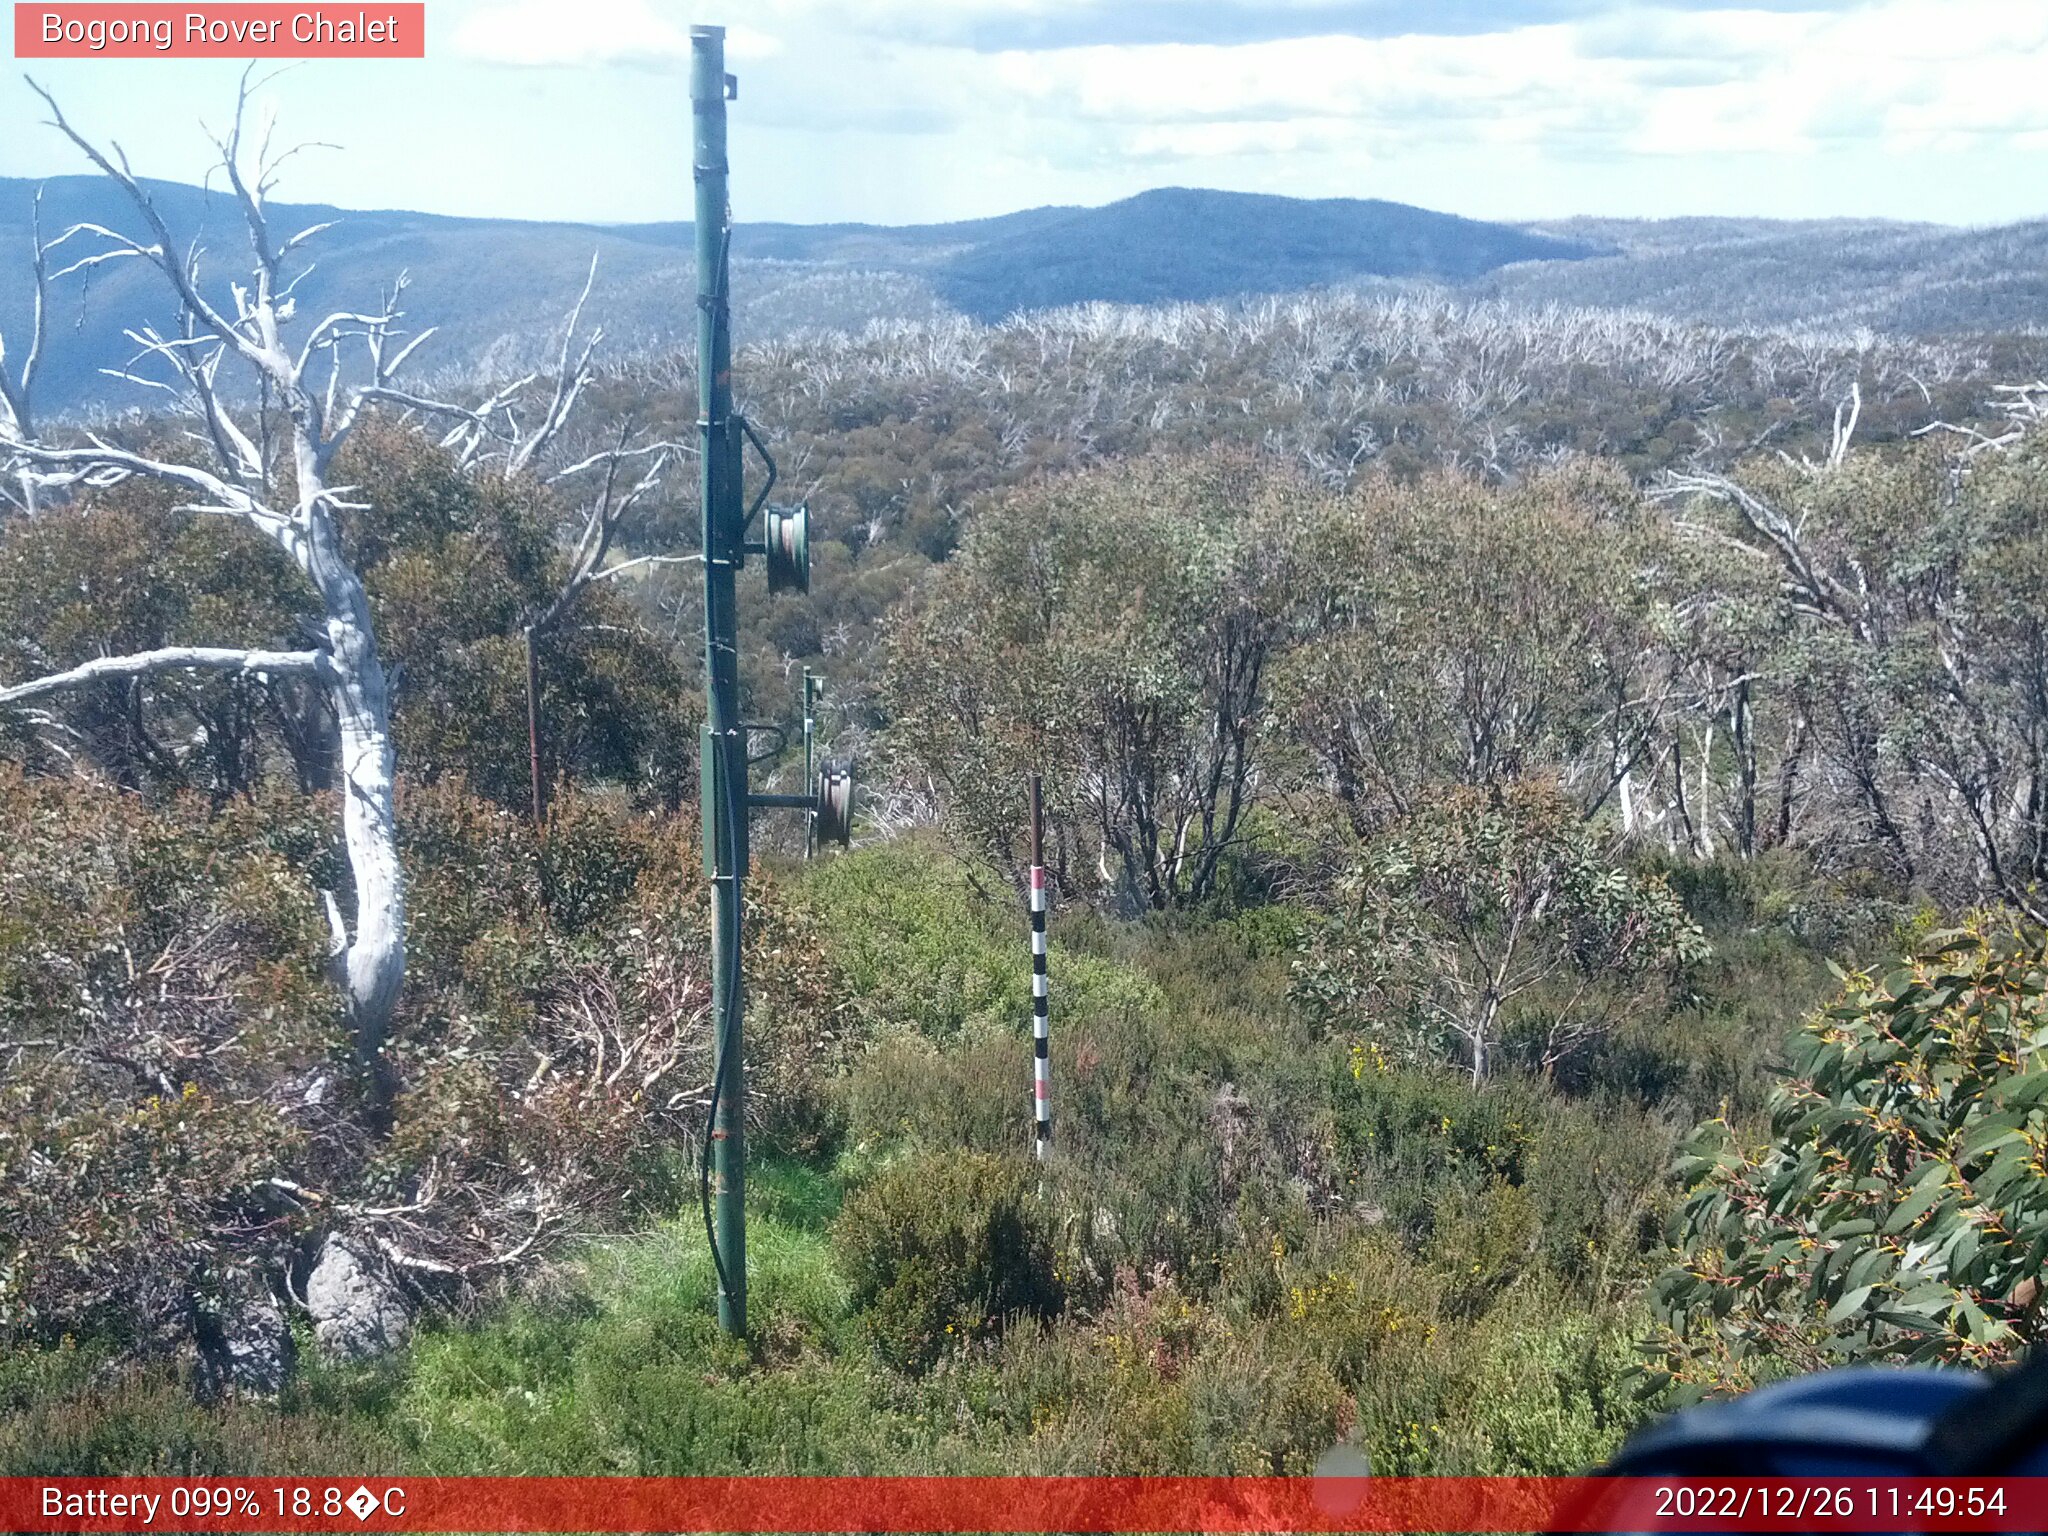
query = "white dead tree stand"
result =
(0, 186, 50, 515)
(0, 76, 552, 1104)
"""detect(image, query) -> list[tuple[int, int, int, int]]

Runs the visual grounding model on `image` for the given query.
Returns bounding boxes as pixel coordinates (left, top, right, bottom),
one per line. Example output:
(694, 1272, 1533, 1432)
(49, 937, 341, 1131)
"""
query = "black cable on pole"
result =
(699, 767, 744, 1310)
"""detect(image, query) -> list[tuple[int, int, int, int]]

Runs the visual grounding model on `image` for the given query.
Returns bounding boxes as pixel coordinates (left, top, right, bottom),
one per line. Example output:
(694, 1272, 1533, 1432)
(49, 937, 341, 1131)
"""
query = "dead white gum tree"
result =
(0, 75, 673, 1099)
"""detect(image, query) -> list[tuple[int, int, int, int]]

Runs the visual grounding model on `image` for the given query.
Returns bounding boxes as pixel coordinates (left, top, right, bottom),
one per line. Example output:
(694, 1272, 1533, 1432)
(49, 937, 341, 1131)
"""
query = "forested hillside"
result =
(3, 136, 2047, 1478)
(923, 189, 1605, 318)
(0, 178, 1594, 413)
(14, 172, 2048, 417)
(1485, 215, 2048, 337)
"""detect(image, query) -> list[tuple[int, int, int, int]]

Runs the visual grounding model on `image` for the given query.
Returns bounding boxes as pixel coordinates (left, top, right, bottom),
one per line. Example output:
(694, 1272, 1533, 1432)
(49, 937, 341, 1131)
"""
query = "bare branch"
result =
(1826, 380, 1861, 470)
(0, 435, 290, 535)
(281, 219, 338, 256)
(507, 252, 602, 476)
(1655, 470, 1867, 640)
(0, 645, 324, 708)
(295, 307, 400, 377)
(529, 434, 680, 635)
(26, 76, 282, 382)
(343, 374, 533, 471)
(204, 66, 284, 287)
(586, 552, 698, 584)
(547, 439, 684, 484)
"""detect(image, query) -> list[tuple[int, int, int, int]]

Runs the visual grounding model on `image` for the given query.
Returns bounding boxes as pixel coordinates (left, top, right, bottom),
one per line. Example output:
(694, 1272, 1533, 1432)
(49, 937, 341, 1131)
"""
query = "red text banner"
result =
(14, 5, 425, 58)
(4, 1476, 2048, 1532)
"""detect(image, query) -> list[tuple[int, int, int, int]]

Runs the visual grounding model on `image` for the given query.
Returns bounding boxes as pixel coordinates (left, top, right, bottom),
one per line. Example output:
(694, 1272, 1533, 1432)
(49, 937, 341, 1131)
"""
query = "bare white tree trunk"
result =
(1695, 721, 1716, 859)
(0, 186, 50, 516)
(305, 506, 406, 1063)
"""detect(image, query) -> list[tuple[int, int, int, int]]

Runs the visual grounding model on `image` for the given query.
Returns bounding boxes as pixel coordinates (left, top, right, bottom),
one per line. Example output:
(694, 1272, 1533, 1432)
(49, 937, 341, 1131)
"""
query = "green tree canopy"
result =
(884, 449, 1317, 909)
(1270, 461, 1666, 840)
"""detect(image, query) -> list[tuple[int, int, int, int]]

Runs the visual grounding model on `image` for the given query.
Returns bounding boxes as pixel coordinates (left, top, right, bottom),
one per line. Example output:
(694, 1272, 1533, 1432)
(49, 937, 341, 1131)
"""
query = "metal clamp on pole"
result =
(762, 503, 810, 593)
(740, 416, 778, 523)
(815, 761, 855, 848)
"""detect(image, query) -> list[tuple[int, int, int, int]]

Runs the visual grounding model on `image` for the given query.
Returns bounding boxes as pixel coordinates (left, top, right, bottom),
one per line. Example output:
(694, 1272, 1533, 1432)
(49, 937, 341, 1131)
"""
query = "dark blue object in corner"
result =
(1604, 1367, 1990, 1476)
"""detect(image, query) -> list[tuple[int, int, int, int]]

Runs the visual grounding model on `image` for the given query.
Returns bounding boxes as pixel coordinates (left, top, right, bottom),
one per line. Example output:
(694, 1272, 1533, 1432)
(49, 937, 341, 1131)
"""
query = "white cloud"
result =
(447, 0, 2048, 171)
(959, 0, 2048, 173)
(431, 0, 2048, 221)
(451, 1, 780, 68)
(1574, 7, 1818, 64)
(1121, 117, 1362, 162)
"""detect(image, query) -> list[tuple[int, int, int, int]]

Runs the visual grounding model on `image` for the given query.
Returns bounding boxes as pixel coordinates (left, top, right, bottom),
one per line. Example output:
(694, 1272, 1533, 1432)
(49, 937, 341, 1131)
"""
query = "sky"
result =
(4, 0, 2048, 228)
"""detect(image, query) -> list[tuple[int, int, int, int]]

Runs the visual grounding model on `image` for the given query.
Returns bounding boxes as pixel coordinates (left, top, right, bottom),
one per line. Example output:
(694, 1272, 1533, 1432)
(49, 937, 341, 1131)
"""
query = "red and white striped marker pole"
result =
(1028, 774, 1051, 1160)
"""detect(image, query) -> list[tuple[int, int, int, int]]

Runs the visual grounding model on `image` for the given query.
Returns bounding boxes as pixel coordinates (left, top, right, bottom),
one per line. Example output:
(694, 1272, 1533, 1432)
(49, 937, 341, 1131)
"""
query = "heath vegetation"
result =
(2, 98, 2045, 1476)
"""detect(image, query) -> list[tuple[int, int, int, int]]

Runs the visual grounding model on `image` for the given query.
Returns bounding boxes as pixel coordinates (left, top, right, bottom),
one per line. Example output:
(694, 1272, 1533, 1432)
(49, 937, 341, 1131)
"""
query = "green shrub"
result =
(990, 1227, 1647, 1476)
(800, 842, 1022, 1041)
(835, 1152, 1064, 1373)
(1430, 1286, 1651, 1474)
(537, 788, 669, 934)
(1296, 783, 1708, 1084)
(838, 1030, 1025, 1160)
(0, 770, 340, 1351)
(1330, 1054, 1674, 1298)
(1646, 921, 2048, 1401)
(1569, 850, 1897, 1124)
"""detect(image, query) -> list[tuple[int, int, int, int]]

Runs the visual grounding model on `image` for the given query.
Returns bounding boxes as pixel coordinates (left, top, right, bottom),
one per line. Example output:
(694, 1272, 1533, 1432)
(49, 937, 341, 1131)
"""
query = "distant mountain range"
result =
(917, 188, 1606, 314)
(1482, 215, 2048, 336)
(605, 186, 1606, 316)
(2, 175, 2045, 415)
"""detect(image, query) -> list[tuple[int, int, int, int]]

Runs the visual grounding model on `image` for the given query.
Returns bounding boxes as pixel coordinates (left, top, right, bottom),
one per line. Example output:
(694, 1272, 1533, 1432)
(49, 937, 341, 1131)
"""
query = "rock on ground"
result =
(305, 1234, 411, 1361)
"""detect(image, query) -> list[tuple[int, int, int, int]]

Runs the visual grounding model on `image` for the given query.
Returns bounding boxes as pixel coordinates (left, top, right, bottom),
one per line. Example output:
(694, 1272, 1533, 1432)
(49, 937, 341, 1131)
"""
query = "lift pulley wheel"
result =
(814, 759, 855, 848)
(765, 502, 810, 595)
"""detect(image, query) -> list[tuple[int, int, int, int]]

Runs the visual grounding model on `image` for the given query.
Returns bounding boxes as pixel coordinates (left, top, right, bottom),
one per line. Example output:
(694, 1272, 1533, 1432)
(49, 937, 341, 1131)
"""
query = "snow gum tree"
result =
(0, 80, 640, 1099)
